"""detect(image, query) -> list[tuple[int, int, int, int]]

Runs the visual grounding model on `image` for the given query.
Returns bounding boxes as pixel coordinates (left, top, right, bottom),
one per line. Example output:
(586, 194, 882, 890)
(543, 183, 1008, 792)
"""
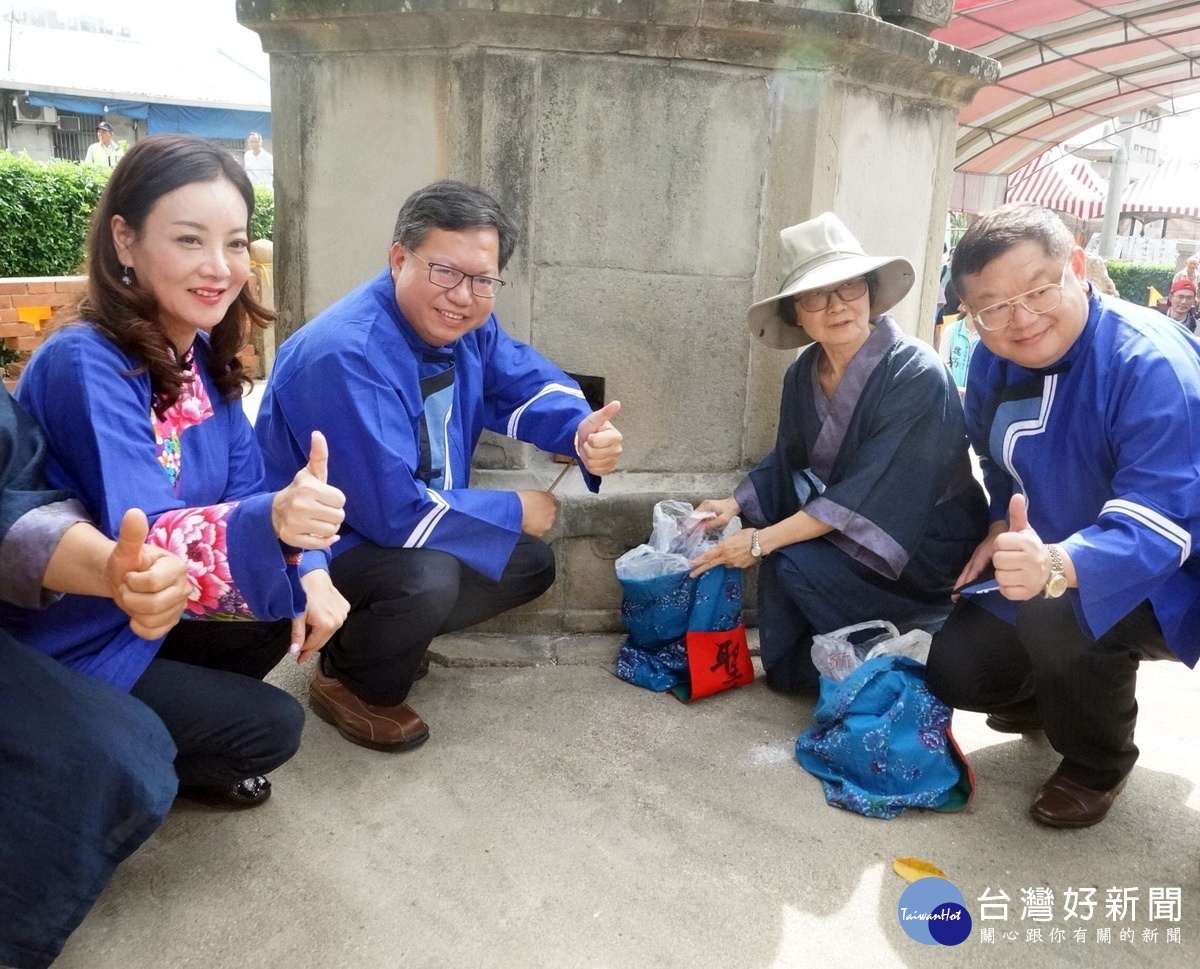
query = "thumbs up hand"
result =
(575, 400, 623, 476)
(992, 493, 1050, 601)
(106, 508, 191, 640)
(305, 428, 329, 482)
(271, 430, 347, 549)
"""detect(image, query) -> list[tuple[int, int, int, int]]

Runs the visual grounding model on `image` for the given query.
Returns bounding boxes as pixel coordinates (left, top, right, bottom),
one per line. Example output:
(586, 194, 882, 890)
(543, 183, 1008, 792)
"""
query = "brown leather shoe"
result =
(309, 665, 429, 752)
(1030, 769, 1127, 829)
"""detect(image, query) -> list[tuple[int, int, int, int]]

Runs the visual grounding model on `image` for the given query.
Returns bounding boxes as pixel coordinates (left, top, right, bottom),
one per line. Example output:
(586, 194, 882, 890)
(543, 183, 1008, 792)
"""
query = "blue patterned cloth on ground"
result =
(795, 655, 971, 819)
(616, 566, 741, 692)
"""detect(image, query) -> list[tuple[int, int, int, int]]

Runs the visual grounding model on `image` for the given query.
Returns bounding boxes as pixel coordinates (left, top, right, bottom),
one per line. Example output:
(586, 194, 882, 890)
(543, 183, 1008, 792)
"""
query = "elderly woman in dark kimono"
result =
(691, 213, 988, 694)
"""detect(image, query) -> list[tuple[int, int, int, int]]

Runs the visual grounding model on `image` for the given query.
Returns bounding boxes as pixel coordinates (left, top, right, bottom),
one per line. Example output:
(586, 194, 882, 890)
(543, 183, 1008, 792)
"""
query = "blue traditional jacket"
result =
(965, 290, 1200, 666)
(2, 326, 308, 689)
(255, 268, 597, 581)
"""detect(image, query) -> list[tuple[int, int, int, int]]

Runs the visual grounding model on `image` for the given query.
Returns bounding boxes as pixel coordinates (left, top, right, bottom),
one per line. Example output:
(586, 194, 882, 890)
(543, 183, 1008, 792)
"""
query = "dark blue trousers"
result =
(0, 633, 177, 969)
(757, 537, 958, 694)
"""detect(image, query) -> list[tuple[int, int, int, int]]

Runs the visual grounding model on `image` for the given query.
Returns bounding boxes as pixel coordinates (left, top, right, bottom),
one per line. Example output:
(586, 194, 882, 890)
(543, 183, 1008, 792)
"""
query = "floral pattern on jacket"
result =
(145, 353, 250, 619)
(152, 348, 214, 489)
(149, 502, 251, 619)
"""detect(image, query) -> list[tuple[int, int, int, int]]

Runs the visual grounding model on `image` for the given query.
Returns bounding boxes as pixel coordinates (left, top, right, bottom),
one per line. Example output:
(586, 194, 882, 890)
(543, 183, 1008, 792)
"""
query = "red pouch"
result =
(670, 625, 754, 701)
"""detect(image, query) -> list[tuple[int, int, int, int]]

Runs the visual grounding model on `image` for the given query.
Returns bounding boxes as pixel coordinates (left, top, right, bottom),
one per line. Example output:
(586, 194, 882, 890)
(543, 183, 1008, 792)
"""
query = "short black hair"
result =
(392, 180, 519, 272)
(951, 203, 1073, 293)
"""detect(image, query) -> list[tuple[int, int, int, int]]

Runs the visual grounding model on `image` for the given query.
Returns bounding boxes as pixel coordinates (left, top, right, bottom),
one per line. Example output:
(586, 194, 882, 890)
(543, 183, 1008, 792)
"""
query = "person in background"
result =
(1159, 278, 1197, 333)
(1173, 255, 1198, 287)
(1084, 251, 1118, 297)
(935, 244, 950, 315)
(243, 132, 274, 188)
(939, 307, 979, 394)
(925, 203, 1200, 829)
(82, 121, 123, 168)
(1, 384, 189, 969)
(689, 212, 987, 695)
(255, 180, 623, 752)
(2, 134, 349, 809)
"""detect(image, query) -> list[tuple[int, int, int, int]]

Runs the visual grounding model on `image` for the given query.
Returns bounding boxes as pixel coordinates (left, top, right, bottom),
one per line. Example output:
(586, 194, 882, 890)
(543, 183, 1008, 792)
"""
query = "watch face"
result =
(1045, 573, 1068, 598)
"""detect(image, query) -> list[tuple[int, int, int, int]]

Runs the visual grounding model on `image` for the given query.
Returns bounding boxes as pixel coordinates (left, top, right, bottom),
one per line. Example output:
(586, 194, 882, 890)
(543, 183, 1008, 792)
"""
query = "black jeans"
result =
(324, 535, 556, 705)
(129, 619, 303, 789)
(925, 597, 1177, 789)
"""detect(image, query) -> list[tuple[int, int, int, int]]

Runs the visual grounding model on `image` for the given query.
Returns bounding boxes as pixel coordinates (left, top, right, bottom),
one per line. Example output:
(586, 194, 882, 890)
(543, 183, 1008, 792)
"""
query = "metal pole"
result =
(1098, 134, 1129, 259)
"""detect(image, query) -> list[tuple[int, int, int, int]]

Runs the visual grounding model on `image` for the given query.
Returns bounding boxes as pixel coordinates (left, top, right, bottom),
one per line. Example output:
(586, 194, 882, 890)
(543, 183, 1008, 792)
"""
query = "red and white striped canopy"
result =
(1006, 153, 1108, 220)
(935, 1, 1200, 176)
(1120, 159, 1200, 218)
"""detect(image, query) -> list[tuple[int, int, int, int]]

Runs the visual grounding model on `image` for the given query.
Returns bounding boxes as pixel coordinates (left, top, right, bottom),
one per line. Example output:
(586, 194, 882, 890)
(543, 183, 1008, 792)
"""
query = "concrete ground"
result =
(53, 631, 1199, 969)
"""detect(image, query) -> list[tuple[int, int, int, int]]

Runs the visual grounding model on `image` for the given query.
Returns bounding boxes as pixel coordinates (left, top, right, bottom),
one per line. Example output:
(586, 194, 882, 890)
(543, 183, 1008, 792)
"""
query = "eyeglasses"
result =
(969, 265, 1070, 332)
(407, 249, 506, 299)
(794, 277, 868, 313)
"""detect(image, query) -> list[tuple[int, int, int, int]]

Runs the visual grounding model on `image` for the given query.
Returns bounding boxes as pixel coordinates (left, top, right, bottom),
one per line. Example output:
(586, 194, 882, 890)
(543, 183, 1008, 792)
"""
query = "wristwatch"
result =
(750, 529, 763, 560)
(1043, 544, 1067, 598)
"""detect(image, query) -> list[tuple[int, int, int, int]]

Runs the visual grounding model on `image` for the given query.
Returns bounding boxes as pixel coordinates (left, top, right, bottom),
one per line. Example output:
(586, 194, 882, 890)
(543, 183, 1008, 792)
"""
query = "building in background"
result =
(1, 6, 270, 162)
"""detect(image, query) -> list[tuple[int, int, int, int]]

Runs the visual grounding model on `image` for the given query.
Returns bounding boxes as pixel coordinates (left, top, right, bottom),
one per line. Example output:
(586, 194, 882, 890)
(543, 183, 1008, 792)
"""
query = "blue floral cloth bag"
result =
(795, 655, 974, 820)
(615, 567, 695, 692)
(615, 565, 748, 699)
(613, 502, 753, 700)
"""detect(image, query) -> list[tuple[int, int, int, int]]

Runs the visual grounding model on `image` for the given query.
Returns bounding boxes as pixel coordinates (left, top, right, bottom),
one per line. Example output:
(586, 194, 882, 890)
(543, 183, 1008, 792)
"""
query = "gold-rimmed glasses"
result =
(969, 264, 1070, 332)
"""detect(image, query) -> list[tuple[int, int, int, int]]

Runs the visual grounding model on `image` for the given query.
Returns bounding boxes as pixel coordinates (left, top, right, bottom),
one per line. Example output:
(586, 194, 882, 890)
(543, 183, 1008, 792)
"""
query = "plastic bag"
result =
(615, 501, 750, 698)
(810, 620, 932, 682)
(614, 500, 739, 581)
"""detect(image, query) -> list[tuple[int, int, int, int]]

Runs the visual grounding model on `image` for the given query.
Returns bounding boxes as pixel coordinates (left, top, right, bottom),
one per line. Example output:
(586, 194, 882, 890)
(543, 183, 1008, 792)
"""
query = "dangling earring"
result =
(121, 266, 133, 286)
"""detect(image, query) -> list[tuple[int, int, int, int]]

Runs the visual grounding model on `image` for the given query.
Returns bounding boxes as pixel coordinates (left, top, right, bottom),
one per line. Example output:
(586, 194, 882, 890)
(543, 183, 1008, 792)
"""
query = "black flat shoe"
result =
(178, 775, 272, 809)
(984, 699, 1043, 734)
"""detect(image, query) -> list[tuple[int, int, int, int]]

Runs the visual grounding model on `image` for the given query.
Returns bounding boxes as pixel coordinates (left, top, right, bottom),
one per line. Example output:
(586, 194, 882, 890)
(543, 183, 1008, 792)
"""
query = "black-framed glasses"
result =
(407, 248, 506, 299)
(795, 277, 868, 312)
(969, 265, 1069, 331)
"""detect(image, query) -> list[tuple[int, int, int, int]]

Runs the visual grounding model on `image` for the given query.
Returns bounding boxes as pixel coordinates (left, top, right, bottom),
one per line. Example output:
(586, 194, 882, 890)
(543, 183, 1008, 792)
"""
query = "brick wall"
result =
(0, 276, 85, 392)
(1, 275, 261, 393)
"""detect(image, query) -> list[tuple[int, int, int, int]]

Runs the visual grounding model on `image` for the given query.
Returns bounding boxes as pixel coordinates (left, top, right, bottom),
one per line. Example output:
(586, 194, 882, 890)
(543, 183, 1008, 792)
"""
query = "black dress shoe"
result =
(178, 775, 272, 809)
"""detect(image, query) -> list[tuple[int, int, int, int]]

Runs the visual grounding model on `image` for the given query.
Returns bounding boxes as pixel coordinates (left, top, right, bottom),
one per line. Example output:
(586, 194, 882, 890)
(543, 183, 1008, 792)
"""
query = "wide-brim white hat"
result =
(746, 213, 915, 350)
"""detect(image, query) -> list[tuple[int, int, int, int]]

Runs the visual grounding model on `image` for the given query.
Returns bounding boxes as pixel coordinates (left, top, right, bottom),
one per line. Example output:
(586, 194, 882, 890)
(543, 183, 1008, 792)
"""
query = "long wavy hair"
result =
(61, 133, 274, 415)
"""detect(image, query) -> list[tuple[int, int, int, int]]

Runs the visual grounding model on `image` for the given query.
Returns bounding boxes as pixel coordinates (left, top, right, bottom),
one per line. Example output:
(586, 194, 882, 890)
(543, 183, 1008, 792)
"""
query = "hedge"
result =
(1106, 261, 1175, 306)
(0, 151, 111, 277)
(0, 151, 274, 279)
(250, 184, 274, 242)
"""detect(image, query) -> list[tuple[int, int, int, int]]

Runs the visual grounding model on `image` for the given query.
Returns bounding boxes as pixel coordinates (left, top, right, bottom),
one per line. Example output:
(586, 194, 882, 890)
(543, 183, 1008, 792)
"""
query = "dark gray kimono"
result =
(735, 317, 988, 693)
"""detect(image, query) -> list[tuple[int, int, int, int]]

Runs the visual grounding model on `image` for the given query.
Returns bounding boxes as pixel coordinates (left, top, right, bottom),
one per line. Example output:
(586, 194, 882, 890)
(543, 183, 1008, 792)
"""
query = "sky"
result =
(1159, 98, 1200, 164)
(23, 1, 268, 71)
